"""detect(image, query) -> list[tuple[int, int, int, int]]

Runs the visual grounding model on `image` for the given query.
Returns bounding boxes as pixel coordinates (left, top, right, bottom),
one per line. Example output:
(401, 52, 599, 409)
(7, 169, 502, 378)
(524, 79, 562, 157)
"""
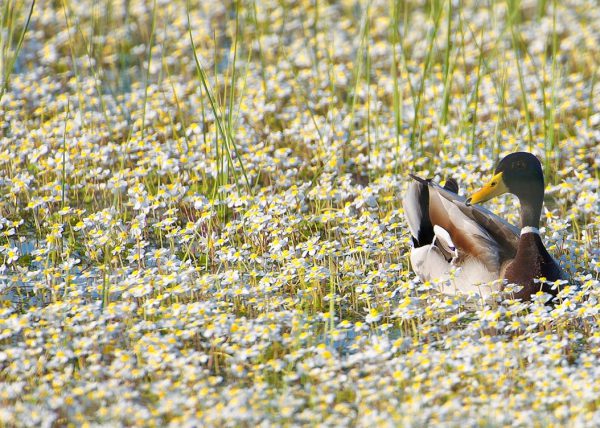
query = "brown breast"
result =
(504, 233, 563, 300)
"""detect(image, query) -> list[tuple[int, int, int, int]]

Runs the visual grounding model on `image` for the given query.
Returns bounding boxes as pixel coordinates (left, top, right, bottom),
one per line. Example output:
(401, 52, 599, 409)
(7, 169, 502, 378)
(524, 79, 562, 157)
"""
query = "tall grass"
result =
(0, 0, 35, 102)
(186, 0, 251, 201)
(507, 0, 534, 151)
(390, 0, 402, 172)
(409, 0, 443, 157)
(0, 0, 597, 424)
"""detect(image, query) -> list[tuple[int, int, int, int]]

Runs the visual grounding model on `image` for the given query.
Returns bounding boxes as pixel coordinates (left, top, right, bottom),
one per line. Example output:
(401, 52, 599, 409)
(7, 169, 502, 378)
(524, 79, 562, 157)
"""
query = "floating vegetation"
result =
(0, 0, 598, 426)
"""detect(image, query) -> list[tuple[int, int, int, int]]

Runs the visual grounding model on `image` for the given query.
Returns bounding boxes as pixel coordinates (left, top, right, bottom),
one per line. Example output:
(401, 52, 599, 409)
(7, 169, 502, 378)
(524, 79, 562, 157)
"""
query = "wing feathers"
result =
(402, 180, 434, 247)
(407, 176, 519, 273)
(429, 189, 501, 272)
(402, 181, 424, 242)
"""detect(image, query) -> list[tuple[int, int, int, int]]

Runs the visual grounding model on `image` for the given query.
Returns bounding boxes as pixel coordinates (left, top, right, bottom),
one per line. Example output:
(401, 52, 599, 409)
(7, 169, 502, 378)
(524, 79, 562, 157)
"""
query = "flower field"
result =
(0, 0, 599, 426)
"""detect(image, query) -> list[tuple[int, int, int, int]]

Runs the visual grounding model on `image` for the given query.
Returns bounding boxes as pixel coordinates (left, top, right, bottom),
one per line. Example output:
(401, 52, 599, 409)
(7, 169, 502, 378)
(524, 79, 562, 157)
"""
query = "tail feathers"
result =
(404, 175, 459, 248)
(443, 177, 459, 193)
(403, 180, 434, 247)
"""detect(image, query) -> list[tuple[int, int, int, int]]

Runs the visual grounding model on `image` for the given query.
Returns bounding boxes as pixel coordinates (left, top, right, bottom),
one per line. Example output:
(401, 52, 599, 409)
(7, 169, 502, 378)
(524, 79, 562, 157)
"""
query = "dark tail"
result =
(406, 175, 459, 247)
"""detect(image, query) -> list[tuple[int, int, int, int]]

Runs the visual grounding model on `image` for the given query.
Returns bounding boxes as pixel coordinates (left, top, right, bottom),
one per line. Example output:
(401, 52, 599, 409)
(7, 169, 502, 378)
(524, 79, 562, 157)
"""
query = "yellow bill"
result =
(467, 171, 508, 205)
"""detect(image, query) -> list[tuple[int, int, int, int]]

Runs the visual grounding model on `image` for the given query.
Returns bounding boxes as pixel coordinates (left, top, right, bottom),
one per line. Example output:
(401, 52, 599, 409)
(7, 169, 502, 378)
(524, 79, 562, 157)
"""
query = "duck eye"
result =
(490, 182, 496, 187)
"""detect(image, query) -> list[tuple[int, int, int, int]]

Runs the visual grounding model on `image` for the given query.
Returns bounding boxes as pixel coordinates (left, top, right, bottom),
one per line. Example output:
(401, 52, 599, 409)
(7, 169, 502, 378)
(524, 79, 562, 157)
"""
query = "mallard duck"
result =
(403, 152, 566, 300)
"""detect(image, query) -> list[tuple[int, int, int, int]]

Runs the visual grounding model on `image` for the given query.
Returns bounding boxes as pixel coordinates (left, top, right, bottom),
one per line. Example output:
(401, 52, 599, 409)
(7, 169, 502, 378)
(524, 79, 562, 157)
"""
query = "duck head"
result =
(466, 152, 544, 228)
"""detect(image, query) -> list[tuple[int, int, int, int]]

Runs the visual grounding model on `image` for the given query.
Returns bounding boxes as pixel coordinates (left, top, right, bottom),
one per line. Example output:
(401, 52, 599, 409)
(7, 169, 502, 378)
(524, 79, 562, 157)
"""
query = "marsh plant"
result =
(0, 0, 598, 426)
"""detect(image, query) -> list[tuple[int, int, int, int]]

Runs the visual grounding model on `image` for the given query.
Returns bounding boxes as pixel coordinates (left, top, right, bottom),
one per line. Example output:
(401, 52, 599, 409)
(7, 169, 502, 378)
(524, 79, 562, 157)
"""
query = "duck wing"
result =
(431, 179, 520, 259)
(404, 175, 519, 273)
(403, 175, 434, 247)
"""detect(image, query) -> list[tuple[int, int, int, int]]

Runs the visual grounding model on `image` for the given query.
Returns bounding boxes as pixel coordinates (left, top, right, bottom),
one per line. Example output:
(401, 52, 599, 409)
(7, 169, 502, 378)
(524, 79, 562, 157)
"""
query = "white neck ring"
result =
(520, 226, 540, 236)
